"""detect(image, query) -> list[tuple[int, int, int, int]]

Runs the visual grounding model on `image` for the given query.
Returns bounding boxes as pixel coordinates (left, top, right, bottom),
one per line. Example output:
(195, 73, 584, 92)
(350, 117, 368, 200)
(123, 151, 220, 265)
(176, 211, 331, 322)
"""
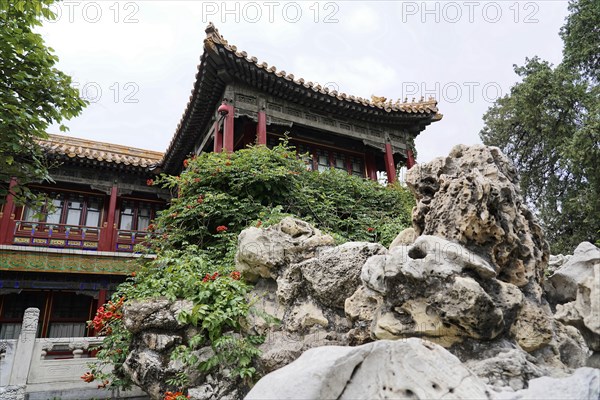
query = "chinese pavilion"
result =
(0, 23, 441, 341)
(162, 23, 442, 181)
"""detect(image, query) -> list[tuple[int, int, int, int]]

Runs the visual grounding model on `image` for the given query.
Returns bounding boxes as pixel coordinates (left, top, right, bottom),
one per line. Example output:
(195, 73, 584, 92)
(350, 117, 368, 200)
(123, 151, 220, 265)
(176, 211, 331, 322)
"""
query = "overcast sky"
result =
(40, 1, 570, 163)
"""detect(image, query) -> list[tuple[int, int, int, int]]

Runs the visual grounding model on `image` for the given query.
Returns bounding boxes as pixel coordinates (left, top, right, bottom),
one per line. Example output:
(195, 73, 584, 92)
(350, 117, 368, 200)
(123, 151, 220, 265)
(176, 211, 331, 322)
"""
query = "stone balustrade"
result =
(0, 308, 146, 400)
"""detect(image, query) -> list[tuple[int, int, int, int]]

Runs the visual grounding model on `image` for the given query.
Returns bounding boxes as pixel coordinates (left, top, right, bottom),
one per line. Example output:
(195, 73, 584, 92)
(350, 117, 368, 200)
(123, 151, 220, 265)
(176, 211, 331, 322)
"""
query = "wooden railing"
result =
(11, 221, 149, 253)
(12, 221, 101, 250)
(114, 229, 149, 252)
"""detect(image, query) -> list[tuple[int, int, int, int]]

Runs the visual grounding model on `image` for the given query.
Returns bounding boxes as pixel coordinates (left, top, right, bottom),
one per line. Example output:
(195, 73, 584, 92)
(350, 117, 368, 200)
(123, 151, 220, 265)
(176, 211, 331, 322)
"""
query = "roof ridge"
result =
(203, 22, 440, 114)
(42, 134, 163, 158)
(39, 134, 163, 168)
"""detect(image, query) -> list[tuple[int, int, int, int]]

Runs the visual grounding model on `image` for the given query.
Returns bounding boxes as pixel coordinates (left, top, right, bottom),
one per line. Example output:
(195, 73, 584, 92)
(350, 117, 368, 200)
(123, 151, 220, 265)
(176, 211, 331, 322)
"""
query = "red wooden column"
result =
(223, 104, 235, 153)
(365, 153, 378, 181)
(213, 120, 223, 153)
(384, 143, 397, 184)
(407, 148, 416, 169)
(256, 110, 267, 145)
(97, 289, 107, 307)
(99, 185, 118, 251)
(0, 178, 18, 244)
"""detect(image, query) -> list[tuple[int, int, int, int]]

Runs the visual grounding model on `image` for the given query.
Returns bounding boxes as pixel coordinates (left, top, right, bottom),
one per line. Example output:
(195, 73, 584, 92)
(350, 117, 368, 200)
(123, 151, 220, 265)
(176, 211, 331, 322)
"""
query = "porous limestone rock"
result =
(121, 299, 216, 399)
(344, 285, 382, 344)
(236, 218, 385, 373)
(140, 332, 182, 352)
(246, 338, 493, 400)
(187, 373, 240, 400)
(547, 253, 571, 275)
(235, 217, 335, 281)
(510, 300, 554, 352)
(296, 242, 386, 309)
(546, 241, 600, 304)
(406, 144, 549, 290)
(122, 349, 163, 399)
(122, 299, 193, 333)
(361, 235, 518, 345)
(498, 367, 600, 400)
(465, 348, 544, 391)
(389, 227, 417, 249)
(555, 263, 600, 351)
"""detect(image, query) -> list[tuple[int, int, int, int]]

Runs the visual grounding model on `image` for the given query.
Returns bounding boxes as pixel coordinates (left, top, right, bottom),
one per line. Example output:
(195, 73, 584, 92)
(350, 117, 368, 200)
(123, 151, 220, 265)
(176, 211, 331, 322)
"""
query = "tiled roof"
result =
(203, 23, 440, 115)
(40, 134, 163, 168)
(162, 23, 442, 173)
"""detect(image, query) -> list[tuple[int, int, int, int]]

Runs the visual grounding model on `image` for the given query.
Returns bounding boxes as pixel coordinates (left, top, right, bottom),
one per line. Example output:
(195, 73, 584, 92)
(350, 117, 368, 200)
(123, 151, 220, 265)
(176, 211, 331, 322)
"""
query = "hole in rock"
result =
(408, 247, 427, 260)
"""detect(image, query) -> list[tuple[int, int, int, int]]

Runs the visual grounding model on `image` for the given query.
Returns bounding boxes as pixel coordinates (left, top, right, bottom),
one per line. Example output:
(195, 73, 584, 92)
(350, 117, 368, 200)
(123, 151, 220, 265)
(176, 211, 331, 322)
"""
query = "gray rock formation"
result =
(120, 145, 598, 399)
(247, 339, 599, 400)
(237, 218, 387, 372)
(496, 367, 600, 400)
(121, 299, 239, 400)
(548, 253, 572, 275)
(555, 263, 600, 351)
(546, 241, 600, 304)
(246, 338, 493, 400)
(406, 144, 549, 290)
(235, 217, 335, 281)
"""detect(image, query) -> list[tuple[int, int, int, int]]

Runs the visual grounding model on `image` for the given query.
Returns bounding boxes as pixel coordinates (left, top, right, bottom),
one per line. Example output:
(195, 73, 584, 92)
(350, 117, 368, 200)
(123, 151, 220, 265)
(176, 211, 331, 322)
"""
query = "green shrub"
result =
(87, 142, 414, 393)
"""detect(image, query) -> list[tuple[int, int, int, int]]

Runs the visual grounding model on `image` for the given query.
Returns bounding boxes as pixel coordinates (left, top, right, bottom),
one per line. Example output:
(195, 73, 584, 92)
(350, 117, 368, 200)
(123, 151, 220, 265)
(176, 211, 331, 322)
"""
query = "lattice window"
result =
(317, 149, 330, 172)
(351, 156, 365, 177)
(333, 152, 347, 171)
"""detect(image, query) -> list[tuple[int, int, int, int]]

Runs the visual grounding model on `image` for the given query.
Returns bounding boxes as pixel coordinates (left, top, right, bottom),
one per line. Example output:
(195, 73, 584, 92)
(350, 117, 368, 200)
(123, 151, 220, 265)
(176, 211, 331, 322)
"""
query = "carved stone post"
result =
(9, 308, 39, 386)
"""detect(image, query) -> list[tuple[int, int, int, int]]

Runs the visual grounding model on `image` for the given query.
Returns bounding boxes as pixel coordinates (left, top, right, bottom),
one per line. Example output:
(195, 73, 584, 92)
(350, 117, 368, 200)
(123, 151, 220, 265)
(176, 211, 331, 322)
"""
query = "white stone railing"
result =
(0, 308, 145, 400)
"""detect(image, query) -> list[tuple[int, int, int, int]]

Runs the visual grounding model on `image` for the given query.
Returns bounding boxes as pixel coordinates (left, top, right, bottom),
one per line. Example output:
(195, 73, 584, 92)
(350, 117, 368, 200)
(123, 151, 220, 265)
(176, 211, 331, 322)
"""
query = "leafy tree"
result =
(0, 1, 87, 203)
(480, 0, 599, 253)
(560, 0, 600, 83)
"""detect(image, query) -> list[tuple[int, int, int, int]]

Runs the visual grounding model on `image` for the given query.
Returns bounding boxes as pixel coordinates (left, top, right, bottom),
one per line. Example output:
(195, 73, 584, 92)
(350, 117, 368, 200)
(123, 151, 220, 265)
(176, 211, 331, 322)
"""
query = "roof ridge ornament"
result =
(204, 22, 227, 50)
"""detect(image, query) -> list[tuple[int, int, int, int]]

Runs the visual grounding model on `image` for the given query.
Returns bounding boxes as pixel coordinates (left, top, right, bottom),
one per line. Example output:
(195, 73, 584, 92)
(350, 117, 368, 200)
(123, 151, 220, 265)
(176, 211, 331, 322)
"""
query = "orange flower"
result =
(146, 179, 154, 186)
(164, 391, 189, 400)
(216, 225, 228, 233)
(367, 227, 375, 233)
(131, 271, 136, 277)
(183, 159, 189, 168)
(230, 271, 241, 280)
(197, 195, 204, 204)
(81, 372, 94, 383)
